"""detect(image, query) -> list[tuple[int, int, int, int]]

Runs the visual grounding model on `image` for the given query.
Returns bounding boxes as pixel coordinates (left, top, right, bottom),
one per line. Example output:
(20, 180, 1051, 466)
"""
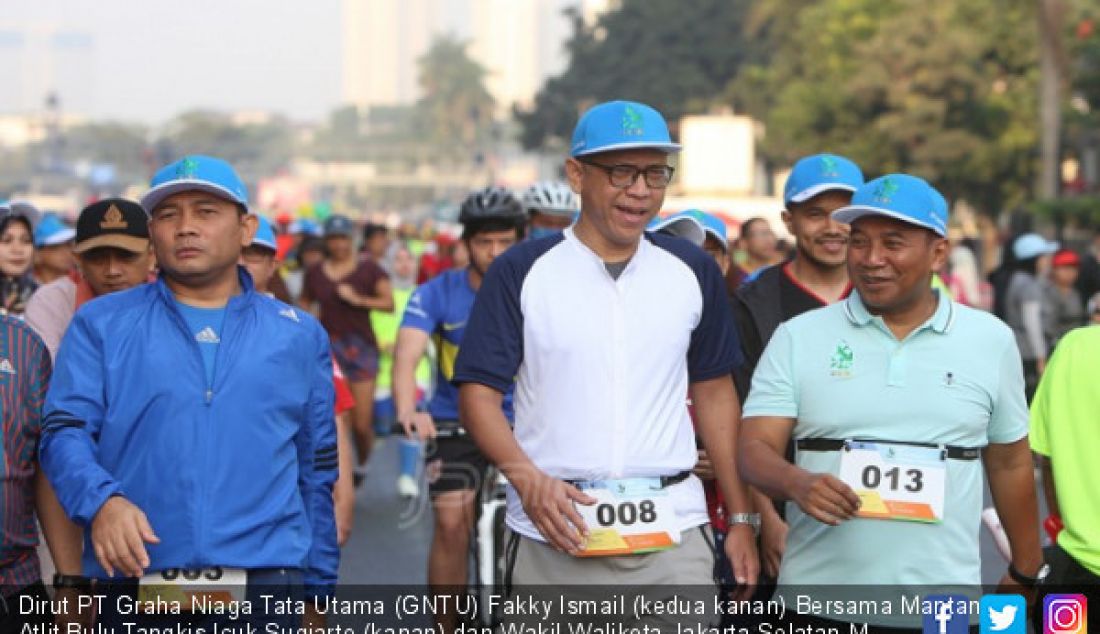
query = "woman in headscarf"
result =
(0, 203, 40, 317)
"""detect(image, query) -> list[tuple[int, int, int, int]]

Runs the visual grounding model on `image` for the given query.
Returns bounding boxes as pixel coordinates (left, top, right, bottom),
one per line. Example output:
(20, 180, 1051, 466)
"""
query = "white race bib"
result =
(837, 441, 947, 523)
(575, 478, 681, 556)
(137, 567, 247, 612)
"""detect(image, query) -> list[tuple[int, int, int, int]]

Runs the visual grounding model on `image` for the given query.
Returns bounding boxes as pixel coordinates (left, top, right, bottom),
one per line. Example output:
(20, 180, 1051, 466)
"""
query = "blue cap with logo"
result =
(833, 174, 948, 237)
(250, 216, 278, 252)
(323, 214, 355, 237)
(141, 155, 250, 215)
(570, 100, 681, 157)
(784, 154, 864, 205)
(33, 213, 76, 247)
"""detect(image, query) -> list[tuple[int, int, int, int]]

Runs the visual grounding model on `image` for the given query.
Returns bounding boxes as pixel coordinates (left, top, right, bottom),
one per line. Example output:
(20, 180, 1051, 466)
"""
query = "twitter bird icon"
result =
(982, 595, 1027, 634)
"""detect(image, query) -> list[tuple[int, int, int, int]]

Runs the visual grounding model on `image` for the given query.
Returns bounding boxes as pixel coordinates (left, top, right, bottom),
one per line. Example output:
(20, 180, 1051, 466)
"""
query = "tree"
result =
(515, 0, 753, 150)
(160, 110, 295, 178)
(730, 0, 1041, 217)
(414, 35, 495, 150)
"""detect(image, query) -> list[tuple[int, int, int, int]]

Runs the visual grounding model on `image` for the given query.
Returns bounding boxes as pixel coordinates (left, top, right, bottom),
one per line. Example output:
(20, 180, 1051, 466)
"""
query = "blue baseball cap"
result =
(1013, 233, 1059, 260)
(141, 155, 249, 215)
(324, 214, 355, 237)
(570, 100, 681, 157)
(288, 218, 322, 237)
(784, 154, 864, 205)
(833, 174, 948, 237)
(34, 213, 76, 247)
(250, 216, 278, 252)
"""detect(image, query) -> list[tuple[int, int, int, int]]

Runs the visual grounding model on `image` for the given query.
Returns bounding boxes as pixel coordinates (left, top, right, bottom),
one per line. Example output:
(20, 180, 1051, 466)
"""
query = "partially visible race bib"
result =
(137, 567, 246, 612)
(838, 440, 947, 523)
(575, 478, 681, 556)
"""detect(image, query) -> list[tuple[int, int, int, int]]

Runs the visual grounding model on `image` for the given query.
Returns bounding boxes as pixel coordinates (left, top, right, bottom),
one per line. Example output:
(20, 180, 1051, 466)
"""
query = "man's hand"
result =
(790, 472, 860, 526)
(724, 524, 760, 600)
(512, 469, 596, 555)
(398, 411, 437, 441)
(91, 496, 160, 577)
(693, 449, 715, 481)
(759, 514, 788, 579)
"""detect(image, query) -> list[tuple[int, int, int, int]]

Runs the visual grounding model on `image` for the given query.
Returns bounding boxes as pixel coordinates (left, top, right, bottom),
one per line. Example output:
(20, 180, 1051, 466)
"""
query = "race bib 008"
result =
(137, 567, 246, 612)
(575, 478, 681, 556)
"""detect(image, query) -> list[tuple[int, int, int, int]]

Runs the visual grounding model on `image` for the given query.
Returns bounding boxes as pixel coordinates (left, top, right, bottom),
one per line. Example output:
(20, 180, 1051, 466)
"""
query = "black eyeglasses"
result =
(580, 159, 675, 189)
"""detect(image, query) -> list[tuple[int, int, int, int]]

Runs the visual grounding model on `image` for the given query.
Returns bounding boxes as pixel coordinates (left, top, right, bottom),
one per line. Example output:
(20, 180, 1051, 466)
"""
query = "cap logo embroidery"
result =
(820, 156, 839, 177)
(100, 204, 128, 230)
(176, 157, 199, 179)
(873, 176, 899, 204)
(622, 105, 644, 137)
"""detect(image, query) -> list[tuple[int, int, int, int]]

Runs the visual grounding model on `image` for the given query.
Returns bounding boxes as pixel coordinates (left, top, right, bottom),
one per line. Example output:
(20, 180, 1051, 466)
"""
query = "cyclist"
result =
(392, 186, 524, 634)
(522, 180, 578, 240)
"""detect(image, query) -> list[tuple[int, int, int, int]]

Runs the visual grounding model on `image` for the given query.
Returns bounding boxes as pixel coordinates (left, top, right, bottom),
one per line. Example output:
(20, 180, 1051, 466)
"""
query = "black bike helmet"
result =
(458, 187, 526, 225)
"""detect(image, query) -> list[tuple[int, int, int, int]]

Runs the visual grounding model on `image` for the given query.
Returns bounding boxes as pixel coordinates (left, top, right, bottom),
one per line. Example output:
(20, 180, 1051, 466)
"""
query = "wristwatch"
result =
(1008, 562, 1050, 587)
(52, 573, 92, 591)
(728, 513, 762, 536)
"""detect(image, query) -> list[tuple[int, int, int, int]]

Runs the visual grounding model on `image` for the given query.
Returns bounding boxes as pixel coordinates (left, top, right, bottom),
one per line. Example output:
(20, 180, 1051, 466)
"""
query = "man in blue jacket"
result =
(39, 155, 338, 629)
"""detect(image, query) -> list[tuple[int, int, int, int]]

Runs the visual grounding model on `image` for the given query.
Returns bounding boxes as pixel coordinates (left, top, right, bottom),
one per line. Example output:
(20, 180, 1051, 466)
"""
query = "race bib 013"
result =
(574, 478, 681, 557)
(837, 441, 947, 523)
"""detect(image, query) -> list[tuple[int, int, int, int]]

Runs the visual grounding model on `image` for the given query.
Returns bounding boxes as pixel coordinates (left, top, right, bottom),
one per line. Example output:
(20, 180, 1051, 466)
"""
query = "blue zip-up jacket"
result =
(39, 270, 339, 598)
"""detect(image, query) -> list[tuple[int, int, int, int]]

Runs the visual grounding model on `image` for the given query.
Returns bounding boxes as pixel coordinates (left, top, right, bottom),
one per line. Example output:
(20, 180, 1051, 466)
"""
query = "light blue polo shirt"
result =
(744, 291, 1028, 589)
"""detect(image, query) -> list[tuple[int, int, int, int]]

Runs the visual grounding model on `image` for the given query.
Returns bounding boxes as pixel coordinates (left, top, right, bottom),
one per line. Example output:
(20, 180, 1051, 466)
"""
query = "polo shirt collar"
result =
(564, 226, 650, 271)
(843, 289, 955, 334)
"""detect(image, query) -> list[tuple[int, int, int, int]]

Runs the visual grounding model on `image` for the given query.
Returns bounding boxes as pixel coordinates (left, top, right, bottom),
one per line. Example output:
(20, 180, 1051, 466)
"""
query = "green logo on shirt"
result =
(830, 340, 854, 377)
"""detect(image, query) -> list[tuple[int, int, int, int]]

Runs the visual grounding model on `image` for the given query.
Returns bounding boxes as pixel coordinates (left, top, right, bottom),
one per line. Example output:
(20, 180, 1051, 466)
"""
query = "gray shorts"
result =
(500, 526, 720, 630)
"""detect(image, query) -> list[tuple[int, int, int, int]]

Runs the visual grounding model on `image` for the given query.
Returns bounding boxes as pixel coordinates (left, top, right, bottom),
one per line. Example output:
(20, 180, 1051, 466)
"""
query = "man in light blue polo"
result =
(739, 174, 1045, 628)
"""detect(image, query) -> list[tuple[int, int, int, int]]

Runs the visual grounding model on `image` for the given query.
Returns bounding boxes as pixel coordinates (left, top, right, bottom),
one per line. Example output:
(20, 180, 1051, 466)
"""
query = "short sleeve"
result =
(741, 322, 799, 419)
(1029, 330, 1072, 455)
(988, 337, 1030, 444)
(400, 279, 442, 334)
(452, 257, 524, 394)
(687, 258, 743, 382)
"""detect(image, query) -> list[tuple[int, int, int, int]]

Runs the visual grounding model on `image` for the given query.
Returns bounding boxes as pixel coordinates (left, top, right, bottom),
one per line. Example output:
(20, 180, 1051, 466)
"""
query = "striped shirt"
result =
(0, 315, 51, 593)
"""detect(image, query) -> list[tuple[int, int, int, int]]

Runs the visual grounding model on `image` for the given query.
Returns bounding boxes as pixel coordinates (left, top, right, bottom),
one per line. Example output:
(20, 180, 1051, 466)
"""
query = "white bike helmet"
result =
(522, 181, 578, 218)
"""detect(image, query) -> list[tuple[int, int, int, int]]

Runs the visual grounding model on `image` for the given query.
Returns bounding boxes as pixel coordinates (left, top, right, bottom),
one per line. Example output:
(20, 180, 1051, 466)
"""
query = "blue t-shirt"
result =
(400, 268, 514, 422)
(174, 300, 227, 387)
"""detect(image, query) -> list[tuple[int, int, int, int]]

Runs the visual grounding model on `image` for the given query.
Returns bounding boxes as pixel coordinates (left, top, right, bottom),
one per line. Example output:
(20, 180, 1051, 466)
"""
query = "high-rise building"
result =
(0, 25, 96, 115)
(340, 0, 600, 113)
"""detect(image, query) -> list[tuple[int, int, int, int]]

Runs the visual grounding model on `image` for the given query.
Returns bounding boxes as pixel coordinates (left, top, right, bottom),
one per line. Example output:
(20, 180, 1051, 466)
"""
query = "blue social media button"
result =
(981, 595, 1027, 634)
(924, 595, 973, 634)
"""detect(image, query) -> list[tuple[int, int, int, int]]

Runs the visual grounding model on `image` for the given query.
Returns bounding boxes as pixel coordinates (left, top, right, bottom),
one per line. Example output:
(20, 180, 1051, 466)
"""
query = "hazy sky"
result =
(0, 0, 344, 123)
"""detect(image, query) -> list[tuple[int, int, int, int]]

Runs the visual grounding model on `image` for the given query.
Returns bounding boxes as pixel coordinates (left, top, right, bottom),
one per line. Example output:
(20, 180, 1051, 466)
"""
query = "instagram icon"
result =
(1045, 595, 1088, 634)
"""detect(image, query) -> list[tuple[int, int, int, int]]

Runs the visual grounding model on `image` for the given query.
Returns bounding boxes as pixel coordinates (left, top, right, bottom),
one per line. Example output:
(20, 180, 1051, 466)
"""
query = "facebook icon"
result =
(924, 595, 972, 634)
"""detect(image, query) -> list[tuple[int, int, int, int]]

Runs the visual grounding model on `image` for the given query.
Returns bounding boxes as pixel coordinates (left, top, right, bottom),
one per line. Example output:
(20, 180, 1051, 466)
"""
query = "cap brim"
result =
(141, 181, 249, 215)
(833, 205, 945, 236)
(702, 228, 729, 251)
(250, 239, 278, 251)
(650, 216, 705, 247)
(73, 234, 150, 255)
(573, 141, 682, 157)
(38, 228, 77, 247)
(787, 182, 858, 205)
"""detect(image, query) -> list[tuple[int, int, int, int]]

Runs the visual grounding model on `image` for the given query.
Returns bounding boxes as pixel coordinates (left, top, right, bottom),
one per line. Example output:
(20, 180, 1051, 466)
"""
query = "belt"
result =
(796, 438, 980, 461)
(565, 470, 692, 489)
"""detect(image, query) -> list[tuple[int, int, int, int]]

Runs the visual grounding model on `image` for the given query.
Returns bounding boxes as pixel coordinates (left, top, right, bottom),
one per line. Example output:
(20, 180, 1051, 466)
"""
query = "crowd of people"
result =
(1, 98, 1097, 633)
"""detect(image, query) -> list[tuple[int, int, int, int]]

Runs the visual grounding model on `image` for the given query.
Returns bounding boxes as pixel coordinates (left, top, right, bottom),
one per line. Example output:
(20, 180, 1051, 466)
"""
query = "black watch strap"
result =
(1008, 562, 1049, 586)
(52, 573, 92, 590)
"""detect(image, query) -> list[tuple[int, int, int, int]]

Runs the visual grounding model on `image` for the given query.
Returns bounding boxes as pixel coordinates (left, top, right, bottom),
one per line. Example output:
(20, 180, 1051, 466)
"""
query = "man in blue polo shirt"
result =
(455, 101, 757, 628)
(739, 174, 1045, 628)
